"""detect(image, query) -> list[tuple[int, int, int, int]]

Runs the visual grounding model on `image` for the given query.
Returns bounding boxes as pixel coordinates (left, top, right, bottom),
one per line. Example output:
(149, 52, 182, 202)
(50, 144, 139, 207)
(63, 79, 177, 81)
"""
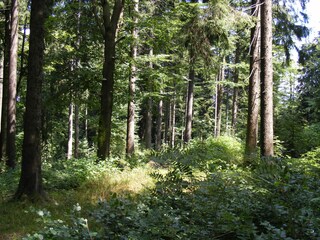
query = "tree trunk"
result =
(74, 104, 79, 158)
(164, 98, 170, 144)
(245, 0, 261, 158)
(0, 55, 3, 135)
(184, 50, 195, 143)
(97, 0, 124, 159)
(260, 0, 273, 157)
(145, 48, 153, 149)
(15, 0, 48, 199)
(7, 0, 19, 168)
(0, 3, 10, 162)
(67, 103, 73, 160)
(17, 16, 28, 96)
(156, 93, 163, 150)
(126, 0, 138, 156)
(231, 44, 240, 135)
(170, 89, 176, 148)
(215, 62, 224, 138)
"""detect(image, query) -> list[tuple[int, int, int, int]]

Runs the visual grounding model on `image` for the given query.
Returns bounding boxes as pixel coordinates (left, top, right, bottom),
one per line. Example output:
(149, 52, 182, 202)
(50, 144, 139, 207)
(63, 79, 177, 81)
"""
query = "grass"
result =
(0, 162, 154, 240)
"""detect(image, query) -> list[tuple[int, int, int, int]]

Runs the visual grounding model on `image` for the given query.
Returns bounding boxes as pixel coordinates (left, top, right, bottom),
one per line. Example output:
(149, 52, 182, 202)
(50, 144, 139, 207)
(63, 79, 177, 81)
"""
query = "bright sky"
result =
(305, 0, 320, 41)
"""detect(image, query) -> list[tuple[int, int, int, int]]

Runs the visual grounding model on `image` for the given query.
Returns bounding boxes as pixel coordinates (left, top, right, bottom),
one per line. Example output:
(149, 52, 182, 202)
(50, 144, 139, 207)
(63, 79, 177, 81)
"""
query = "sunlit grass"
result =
(0, 164, 155, 240)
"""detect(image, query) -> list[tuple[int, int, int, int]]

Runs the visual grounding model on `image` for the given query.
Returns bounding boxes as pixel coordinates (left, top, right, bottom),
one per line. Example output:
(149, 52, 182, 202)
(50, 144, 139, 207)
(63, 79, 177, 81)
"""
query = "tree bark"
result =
(97, 0, 124, 159)
(245, 0, 261, 157)
(126, 0, 138, 156)
(15, 0, 48, 199)
(145, 48, 153, 149)
(67, 103, 73, 160)
(155, 93, 163, 150)
(184, 50, 195, 143)
(170, 89, 176, 148)
(260, 0, 273, 157)
(74, 104, 79, 158)
(0, 55, 3, 135)
(7, 0, 19, 168)
(0, 2, 10, 162)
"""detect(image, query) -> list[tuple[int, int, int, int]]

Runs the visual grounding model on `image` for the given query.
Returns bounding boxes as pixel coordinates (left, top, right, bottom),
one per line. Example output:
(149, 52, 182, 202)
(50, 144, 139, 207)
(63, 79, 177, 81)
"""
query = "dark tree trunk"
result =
(215, 62, 224, 138)
(260, 0, 273, 157)
(0, 3, 10, 162)
(145, 98, 152, 149)
(7, 0, 19, 169)
(97, 0, 124, 159)
(231, 44, 240, 135)
(126, 0, 138, 156)
(245, 0, 261, 158)
(0, 55, 3, 136)
(15, 0, 48, 199)
(184, 51, 195, 143)
(17, 16, 28, 96)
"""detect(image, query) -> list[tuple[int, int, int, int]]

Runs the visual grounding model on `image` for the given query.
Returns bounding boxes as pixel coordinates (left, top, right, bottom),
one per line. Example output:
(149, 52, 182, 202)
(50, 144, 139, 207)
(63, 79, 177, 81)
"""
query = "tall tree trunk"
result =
(245, 0, 261, 157)
(97, 0, 124, 159)
(126, 0, 138, 156)
(231, 44, 240, 135)
(145, 48, 153, 149)
(145, 98, 152, 149)
(215, 61, 224, 138)
(184, 50, 195, 143)
(0, 55, 3, 135)
(156, 93, 163, 150)
(7, 0, 19, 168)
(164, 98, 170, 144)
(260, 0, 273, 157)
(170, 89, 176, 148)
(67, 103, 73, 160)
(15, 0, 48, 199)
(0, 3, 10, 162)
(17, 16, 28, 96)
(74, 104, 79, 158)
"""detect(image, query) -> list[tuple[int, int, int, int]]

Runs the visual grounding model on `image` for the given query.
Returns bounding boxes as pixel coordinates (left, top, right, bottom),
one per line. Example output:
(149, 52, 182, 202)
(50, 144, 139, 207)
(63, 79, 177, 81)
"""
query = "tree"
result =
(0, 0, 10, 162)
(97, 0, 125, 159)
(260, 0, 273, 157)
(6, 0, 18, 168)
(15, 0, 49, 199)
(126, 0, 138, 155)
(245, 0, 260, 157)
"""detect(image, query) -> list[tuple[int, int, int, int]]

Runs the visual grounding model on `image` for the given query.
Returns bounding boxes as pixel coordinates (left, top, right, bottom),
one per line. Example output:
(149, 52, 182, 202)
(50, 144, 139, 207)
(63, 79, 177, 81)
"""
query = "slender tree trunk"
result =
(0, 3, 10, 162)
(260, 0, 273, 157)
(97, 0, 124, 159)
(184, 50, 195, 143)
(170, 90, 176, 148)
(145, 48, 153, 149)
(156, 93, 163, 150)
(0, 55, 3, 134)
(164, 98, 170, 144)
(215, 61, 224, 138)
(145, 98, 152, 149)
(15, 0, 48, 199)
(7, 0, 19, 168)
(246, 0, 261, 157)
(17, 16, 28, 96)
(231, 44, 240, 135)
(126, 0, 138, 155)
(74, 104, 79, 158)
(67, 103, 73, 160)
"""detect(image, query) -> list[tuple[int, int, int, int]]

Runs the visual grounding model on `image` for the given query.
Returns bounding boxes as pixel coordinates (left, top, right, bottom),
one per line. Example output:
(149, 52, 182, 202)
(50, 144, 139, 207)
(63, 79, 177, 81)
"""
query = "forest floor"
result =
(1, 136, 320, 239)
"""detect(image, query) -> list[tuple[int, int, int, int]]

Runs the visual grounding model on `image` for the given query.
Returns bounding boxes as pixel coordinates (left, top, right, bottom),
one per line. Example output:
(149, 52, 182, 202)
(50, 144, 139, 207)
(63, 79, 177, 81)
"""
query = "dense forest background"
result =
(1, 0, 320, 239)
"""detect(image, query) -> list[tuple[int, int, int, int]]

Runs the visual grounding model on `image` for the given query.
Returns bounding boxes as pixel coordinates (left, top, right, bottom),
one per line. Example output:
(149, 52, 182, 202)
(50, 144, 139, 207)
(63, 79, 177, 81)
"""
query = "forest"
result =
(0, 0, 320, 239)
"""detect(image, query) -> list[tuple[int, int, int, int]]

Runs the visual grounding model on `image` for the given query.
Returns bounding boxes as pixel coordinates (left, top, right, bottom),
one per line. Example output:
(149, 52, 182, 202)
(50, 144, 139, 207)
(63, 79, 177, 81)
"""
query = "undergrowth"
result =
(1, 137, 320, 239)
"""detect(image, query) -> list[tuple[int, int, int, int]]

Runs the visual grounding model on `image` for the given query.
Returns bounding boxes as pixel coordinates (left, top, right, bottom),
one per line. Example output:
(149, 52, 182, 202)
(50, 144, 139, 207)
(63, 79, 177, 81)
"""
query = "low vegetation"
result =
(1, 137, 320, 239)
